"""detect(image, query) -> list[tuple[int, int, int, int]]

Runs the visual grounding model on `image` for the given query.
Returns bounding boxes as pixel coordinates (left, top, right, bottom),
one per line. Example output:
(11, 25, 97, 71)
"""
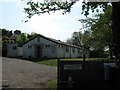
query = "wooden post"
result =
(57, 58, 60, 88)
(83, 54, 86, 83)
(83, 54, 86, 62)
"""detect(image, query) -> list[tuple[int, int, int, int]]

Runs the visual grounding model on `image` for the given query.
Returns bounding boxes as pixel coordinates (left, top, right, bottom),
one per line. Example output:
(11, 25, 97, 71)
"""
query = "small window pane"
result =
(78, 49, 80, 53)
(72, 48, 75, 53)
(66, 47, 69, 52)
(28, 46, 31, 48)
(37, 37, 40, 42)
(13, 46, 17, 50)
(58, 45, 60, 48)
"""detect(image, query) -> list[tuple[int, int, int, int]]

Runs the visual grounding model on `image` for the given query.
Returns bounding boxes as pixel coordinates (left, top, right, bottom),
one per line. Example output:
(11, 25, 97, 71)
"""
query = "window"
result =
(28, 45, 32, 48)
(58, 45, 60, 48)
(37, 37, 40, 42)
(78, 49, 80, 53)
(72, 48, 75, 53)
(52, 46, 55, 53)
(58, 45, 63, 48)
(48, 45, 50, 47)
(46, 45, 50, 47)
(66, 47, 69, 52)
(13, 46, 17, 50)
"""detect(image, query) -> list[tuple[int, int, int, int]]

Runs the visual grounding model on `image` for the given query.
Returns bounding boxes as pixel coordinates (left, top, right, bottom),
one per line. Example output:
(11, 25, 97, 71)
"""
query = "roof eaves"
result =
(22, 34, 83, 49)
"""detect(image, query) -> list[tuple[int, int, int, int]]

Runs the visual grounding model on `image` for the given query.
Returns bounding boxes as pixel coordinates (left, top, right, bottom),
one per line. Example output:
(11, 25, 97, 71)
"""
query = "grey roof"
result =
(22, 34, 83, 49)
(10, 34, 19, 40)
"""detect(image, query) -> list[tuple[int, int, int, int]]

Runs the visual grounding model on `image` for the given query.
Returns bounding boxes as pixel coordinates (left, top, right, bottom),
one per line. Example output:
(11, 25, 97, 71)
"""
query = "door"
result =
(36, 46, 41, 58)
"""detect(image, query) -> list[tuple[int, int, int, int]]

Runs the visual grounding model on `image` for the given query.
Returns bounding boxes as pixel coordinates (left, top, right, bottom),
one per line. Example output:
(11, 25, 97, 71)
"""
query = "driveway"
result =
(2, 57, 57, 88)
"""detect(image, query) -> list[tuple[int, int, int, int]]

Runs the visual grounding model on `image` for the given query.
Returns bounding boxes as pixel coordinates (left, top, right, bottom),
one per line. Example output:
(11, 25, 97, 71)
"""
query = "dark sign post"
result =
(57, 58, 60, 88)
(83, 54, 86, 62)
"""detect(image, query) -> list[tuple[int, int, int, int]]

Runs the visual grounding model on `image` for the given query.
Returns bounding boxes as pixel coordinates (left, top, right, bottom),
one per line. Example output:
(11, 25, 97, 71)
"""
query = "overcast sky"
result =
(0, 0, 93, 41)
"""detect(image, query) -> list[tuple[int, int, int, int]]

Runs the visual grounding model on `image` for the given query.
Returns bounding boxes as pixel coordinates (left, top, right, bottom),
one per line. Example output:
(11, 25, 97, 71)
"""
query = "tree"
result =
(8, 31, 13, 37)
(24, 1, 75, 20)
(16, 33, 29, 47)
(78, 2, 120, 60)
(66, 31, 91, 49)
(67, 5, 113, 58)
(2, 36, 15, 56)
(23, 1, 109, 19)
(66, 31, 82, 46)
(14, 30, 21, 35)
(23, 0, 120, 60)
(80, 5, 113, 58)
(1, 28, 8, 36)
(81, 31, 91, 50)
(1, 28, 13, 37)
(27, 32, 38, 39)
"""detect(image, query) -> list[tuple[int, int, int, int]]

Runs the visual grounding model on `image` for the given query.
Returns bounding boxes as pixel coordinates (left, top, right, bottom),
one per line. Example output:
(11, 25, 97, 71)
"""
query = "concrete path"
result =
(2, 57, 57, 88)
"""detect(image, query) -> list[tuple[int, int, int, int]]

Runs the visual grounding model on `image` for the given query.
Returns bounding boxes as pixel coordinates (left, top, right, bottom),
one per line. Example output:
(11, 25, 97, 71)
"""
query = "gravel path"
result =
(2, 57, 57, 88)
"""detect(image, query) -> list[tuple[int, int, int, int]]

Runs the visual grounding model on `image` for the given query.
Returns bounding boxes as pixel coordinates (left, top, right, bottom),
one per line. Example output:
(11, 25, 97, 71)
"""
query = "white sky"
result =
(0, 0, 93, 41)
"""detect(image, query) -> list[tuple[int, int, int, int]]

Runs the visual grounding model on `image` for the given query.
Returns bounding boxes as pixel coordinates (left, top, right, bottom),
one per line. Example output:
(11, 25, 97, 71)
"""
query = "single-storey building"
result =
(7, 34, 89, 59)
(7, 43, 23, 58)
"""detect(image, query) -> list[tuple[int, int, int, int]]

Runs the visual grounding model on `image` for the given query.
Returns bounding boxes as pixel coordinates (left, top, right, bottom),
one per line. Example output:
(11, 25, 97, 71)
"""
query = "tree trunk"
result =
(112, 2, 120, 60)
(109, 45, 113, 59)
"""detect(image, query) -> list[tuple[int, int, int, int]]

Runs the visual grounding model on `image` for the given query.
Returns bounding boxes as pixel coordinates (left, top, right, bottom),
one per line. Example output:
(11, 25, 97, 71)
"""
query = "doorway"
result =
(36, 46, 41, 58)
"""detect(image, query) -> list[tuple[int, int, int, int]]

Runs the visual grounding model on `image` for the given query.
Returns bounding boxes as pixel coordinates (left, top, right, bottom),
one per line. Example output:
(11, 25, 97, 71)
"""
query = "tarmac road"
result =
(2, 57, 57, 88)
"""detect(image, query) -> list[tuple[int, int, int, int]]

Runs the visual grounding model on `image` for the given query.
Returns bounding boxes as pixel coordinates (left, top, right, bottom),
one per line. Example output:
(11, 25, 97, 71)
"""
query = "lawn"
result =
(36, 58, 117, 66)
(36, 59, 58, 66)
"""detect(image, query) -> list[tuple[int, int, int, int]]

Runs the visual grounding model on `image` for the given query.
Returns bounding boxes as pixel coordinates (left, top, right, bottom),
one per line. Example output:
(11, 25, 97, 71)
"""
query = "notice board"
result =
(58, 60, 104, 83)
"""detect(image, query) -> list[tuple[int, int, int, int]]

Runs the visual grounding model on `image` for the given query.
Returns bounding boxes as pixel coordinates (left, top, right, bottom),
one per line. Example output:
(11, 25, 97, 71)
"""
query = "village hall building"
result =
(7, 34, 89, 59)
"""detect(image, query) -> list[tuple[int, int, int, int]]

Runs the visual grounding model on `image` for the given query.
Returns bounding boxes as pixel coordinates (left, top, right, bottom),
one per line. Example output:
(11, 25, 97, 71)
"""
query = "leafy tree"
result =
(24, 1, 75, 19)
(1, 28, 10, 37)
(80, 5, 113, 58)
(1, 28, 9, 36)
(2, 39, 15, 50)
(81, 31, 92, 50)
(81, 2, 120, 59)
(8, 31, 13, 37)
(2, 36, 15, 56)
(27, 32, 38, 39)
(67, 5, 112, 58)
(16, 33, 29, 47)
(14, 30, 21, 35)
(66, 31, 82, 46)
(23, 1, 109, 19)
(66, 31, 91, 49)
(1, 28, 13, 37)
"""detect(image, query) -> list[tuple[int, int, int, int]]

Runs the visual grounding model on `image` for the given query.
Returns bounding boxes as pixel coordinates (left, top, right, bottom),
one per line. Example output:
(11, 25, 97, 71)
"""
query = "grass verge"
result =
(36, 58, 117, 66)
(36, 59, 57, 66)
(45, 79, 57, 88)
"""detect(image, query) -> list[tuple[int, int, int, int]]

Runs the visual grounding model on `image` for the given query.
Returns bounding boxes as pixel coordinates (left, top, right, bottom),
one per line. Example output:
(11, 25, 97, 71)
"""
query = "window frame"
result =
(72, 48, 75, 53)
(13, 46, 17, 50)
(37, 37, 40, 42)
(78, 49, 80, 53)
(28, 45, 32, 48)
(66, 47, 69, 52)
